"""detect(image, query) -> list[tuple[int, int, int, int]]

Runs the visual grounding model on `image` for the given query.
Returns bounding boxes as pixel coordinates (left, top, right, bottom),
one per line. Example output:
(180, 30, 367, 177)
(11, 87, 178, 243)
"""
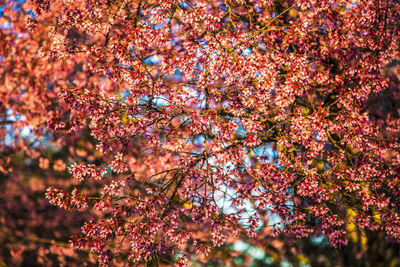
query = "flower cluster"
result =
(45, 187, 88, 210)
(4, 0, 399, 266)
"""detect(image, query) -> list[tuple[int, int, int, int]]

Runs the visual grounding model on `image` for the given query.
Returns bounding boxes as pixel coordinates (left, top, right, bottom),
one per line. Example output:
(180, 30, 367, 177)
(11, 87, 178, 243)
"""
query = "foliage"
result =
(1, 0, 400, 266)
